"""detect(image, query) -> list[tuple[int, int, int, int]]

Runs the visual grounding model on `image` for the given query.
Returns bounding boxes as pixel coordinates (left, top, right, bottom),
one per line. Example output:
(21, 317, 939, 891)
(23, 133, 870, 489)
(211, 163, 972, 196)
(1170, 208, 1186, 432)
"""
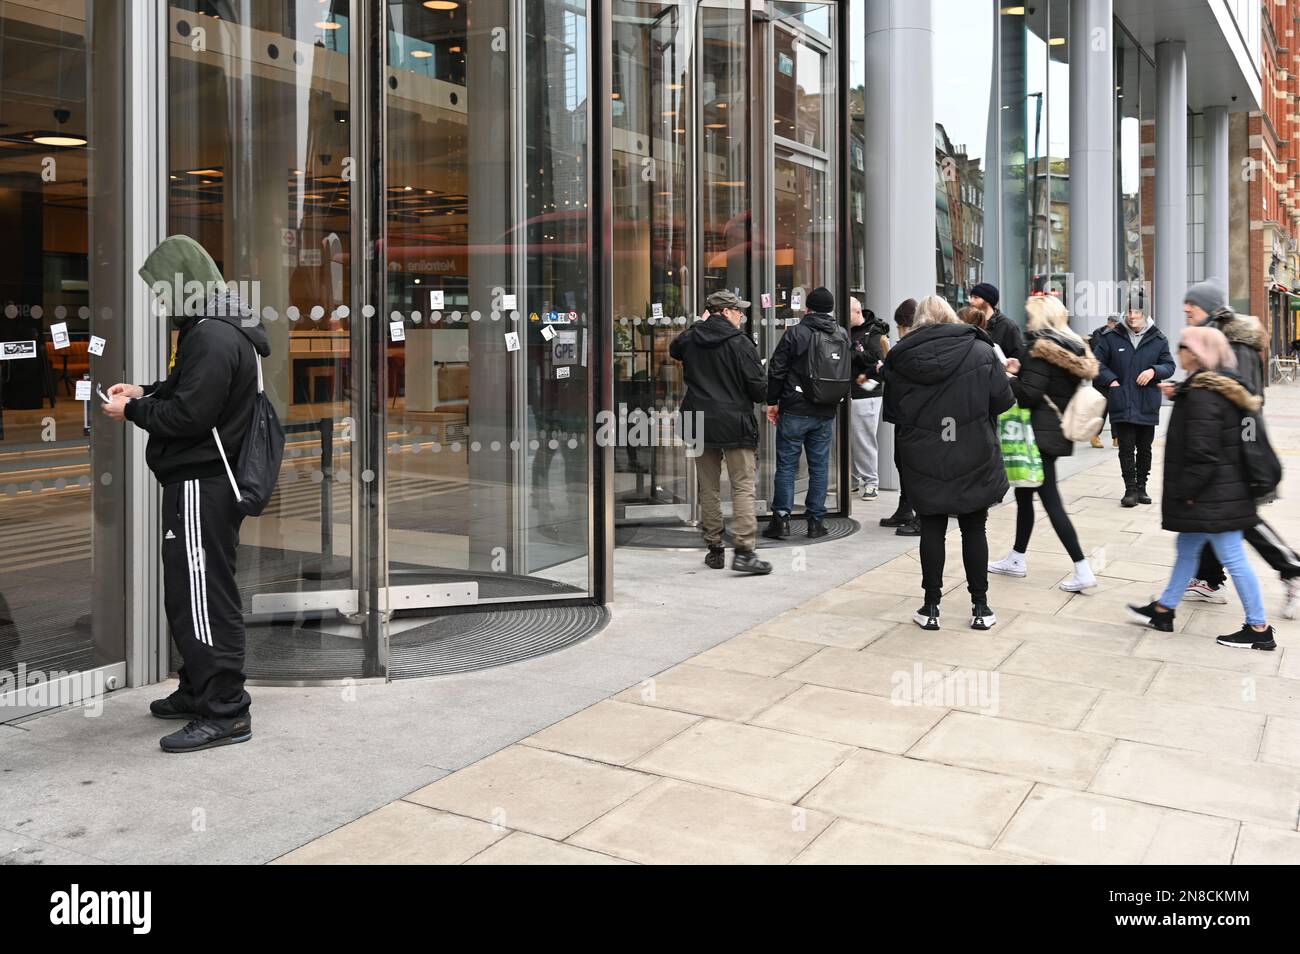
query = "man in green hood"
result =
(101, 235, 270, 753)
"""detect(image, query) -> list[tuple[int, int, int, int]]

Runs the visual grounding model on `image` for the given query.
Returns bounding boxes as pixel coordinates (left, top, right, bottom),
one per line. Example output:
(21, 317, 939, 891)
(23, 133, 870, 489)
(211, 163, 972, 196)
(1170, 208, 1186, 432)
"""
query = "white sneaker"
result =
(1059, 572, 1098, 593)
(1185, 579, 1229, 604)
(860, 485, 878, 500)
(988, 552, 1027, 578)
(1284, 578, 1300, 620)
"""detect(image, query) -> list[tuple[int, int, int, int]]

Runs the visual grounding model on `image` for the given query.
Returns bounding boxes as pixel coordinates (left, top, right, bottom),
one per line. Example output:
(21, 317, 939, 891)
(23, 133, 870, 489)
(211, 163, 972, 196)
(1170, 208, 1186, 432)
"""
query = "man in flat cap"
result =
(669, 290, 772, 574)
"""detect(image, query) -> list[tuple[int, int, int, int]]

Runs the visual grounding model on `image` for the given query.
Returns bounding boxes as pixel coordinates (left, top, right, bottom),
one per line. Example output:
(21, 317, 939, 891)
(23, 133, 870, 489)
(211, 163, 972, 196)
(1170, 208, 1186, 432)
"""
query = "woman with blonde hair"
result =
(882, 295, 1015, 631)
(989, 296, 1100, 591)
(1129, 326, 1275, 649)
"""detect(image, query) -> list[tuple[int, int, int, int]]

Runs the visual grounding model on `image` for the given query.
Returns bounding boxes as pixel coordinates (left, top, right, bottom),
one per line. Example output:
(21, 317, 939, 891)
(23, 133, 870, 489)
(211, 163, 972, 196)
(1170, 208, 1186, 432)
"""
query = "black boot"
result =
(880, 507, 914, 528)
(762, 513, 790, 540)
(732, 549, 773, 575)
(806, 518, 829, 539)
(704, 545, 726, 569)
(1120, 484, 1140, 508)
(1136, 483, 1152, 505)
(895, 518, 921, 537)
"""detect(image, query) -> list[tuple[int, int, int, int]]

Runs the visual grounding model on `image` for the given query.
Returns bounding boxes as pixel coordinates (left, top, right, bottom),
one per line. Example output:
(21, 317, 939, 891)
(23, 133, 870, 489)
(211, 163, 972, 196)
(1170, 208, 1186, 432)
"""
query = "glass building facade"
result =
(0, 0, 1261, 708)
(0, 0, 852, 704)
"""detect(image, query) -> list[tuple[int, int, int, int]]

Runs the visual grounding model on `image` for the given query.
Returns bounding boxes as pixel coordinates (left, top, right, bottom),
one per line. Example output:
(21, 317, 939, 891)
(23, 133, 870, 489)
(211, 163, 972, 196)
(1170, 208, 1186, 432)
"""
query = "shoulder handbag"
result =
(1043, 381, 1107, 443)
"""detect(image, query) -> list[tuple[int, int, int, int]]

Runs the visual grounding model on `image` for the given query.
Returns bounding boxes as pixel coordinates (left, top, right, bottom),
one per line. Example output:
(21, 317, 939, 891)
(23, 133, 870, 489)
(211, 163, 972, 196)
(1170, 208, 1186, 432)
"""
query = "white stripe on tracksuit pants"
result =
(161, 476, 250, 720)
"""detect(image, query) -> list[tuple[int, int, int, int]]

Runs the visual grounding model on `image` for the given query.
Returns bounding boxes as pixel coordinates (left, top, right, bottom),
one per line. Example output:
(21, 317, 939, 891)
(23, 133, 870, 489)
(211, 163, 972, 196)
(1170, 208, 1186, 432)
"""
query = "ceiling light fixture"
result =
(423, 1, 459, 9)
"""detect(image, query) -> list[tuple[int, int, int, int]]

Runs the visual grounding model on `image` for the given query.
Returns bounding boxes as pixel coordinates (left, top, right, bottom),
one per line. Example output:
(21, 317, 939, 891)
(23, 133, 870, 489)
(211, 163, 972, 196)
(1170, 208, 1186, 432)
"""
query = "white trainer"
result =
(988, 552, 1027, 578)
(1184, 579, 1229, 604)
(1284, 578, 1299, 621)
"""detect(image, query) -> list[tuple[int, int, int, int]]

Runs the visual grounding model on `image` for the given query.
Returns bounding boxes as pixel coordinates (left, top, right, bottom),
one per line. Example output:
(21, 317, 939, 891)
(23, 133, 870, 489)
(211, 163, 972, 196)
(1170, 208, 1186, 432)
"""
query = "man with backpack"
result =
(100, 235, 272, 752)
(763, 286, 851, 539)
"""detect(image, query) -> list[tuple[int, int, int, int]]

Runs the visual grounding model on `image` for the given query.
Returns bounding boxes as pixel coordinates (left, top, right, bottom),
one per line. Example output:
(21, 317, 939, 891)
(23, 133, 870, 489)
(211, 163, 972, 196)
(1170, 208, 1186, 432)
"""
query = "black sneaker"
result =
(1136, 483, 1152, 505)
(895, 518, 921, 537)
(879, 509, 914, 528)
(704, 546, 726, 570)
(970, 603, 997, 630)
(1216, 623, 1277, 651)
(160, 715, 253, 754)
(912, 602, 941, 630)
(732, 549, 773, 575)
(1127, 601, 1174, 632)
(762, 514, 790, 540)
(150, 690, 199, 721)
(807, 518, 829, 539)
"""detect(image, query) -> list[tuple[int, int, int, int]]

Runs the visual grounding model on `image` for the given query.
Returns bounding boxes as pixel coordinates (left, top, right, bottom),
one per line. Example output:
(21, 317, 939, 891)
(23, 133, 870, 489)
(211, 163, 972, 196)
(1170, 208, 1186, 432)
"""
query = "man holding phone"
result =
(100, 235, 271, 753)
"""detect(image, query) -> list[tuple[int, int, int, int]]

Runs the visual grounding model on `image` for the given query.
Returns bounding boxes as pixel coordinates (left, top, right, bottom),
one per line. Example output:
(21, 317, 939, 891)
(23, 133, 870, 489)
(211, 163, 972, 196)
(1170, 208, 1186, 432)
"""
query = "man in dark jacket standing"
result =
(670, 290, 771, 575)
(1179, 278, 1300, 619)
(1091, 307, 1175, 507)
(100, 235, 269, 752)
(763, 286, 849, 540)
(849, 296, 889, 499)
(970, 282, 1025, 361)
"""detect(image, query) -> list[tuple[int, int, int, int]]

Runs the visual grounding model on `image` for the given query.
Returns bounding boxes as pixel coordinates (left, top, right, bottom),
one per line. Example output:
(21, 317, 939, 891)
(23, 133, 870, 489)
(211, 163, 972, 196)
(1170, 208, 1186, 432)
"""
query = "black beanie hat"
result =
(971, 282, 1000, 307)
(807, 286, 834, 313)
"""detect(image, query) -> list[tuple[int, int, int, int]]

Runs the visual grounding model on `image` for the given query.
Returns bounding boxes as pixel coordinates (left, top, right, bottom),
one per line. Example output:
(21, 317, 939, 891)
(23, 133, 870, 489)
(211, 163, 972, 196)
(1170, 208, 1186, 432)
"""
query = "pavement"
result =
(5, 385, 1300, 865)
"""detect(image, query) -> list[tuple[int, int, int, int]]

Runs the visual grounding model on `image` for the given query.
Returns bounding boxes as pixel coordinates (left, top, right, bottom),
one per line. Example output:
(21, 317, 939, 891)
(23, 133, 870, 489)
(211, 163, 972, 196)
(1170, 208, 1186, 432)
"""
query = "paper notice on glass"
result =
(540, 324, 557, 341)
(504, 332, 521, 352)
(429, 290, 444, 310)
(389, 321, 406, 342)
(761, 293, 772, 309)
(502, 293, 517, 311)
(51, 322, 70, 349)
(652, 302, 663, 319)
(88, 335, 106, 357)
(790, 294, 803, 312)
(75, 380, 92, 401)
(556, 366, 571, 379)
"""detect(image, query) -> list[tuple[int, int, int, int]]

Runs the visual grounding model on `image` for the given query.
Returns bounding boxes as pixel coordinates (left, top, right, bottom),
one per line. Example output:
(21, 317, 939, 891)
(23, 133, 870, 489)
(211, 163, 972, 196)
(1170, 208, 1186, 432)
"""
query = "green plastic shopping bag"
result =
(999, 406, 1044, 487)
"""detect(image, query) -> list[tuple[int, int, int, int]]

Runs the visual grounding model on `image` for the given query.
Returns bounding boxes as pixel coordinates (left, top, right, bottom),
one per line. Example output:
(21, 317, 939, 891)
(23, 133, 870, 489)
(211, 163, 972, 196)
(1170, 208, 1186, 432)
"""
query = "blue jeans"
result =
(772, 413, 834, 522)
(1158, 530, 1267, 625)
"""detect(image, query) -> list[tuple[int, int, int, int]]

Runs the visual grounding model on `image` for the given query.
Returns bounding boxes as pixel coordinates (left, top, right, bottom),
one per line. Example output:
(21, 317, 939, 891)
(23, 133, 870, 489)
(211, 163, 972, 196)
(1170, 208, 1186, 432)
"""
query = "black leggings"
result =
(920, 509, 989, 605)
(1013, 456, 1085, 562)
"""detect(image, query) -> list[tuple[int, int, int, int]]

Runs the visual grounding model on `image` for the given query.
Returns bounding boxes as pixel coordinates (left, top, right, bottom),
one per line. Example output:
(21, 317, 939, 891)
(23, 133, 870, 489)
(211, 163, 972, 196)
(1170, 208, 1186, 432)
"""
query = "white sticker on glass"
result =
(50, 323, 70, 349)
(88, 335, 106, 357)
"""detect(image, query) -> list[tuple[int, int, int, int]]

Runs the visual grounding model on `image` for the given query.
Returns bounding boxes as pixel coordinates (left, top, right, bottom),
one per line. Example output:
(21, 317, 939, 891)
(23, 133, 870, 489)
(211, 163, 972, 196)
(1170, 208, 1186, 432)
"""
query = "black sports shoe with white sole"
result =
(149, 691, 199, 721)
(912, 602, 941, 631)
(1127, 601, 1174, 632)
(970, 603, 997, 630)
(160, 715, 253, 753)
(1215, 623, 1277, 651)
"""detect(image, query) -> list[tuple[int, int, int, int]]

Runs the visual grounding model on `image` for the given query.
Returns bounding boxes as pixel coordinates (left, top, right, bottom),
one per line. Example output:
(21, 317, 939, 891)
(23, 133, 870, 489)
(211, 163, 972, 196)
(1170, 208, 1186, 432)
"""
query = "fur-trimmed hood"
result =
(1208, 309, 1267, 353)
(1028, 333, 1100, 380)
(1185, 370, 1263, 412)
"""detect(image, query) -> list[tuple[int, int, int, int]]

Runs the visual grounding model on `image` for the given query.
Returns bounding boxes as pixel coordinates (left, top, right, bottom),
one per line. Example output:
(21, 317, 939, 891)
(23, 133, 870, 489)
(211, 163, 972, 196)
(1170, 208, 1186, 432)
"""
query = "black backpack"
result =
(213, 347, 286, 516)
(802, 325, 852, 405)
(1239, 410, 1283, 501)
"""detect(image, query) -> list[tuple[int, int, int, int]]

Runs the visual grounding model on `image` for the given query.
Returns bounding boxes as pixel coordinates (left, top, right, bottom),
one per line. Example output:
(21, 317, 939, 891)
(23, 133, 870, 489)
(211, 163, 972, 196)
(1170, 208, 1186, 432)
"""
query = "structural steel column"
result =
(1069, 0, 1115, 333)
(1204, 104, 1230, 286)
(1154, 40, 1188, 340)
(863, 0, 934, 492)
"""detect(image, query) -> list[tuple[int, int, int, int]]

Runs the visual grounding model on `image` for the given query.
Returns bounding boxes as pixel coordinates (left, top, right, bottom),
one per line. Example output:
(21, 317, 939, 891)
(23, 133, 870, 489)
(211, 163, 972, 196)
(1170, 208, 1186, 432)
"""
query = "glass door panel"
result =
(611, 0, 693, 523)
(167, 1, 360, 675)
(383, 0, 591, 599)
(1, 0, 129, 714)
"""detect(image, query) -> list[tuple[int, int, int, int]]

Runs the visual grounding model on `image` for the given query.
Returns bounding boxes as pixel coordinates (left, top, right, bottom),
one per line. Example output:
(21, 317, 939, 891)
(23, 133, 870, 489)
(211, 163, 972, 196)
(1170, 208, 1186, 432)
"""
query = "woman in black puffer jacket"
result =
(882, 295, 1015, 633)
(1128, 326, 1275, 650)
(989, 296, 1099, 593)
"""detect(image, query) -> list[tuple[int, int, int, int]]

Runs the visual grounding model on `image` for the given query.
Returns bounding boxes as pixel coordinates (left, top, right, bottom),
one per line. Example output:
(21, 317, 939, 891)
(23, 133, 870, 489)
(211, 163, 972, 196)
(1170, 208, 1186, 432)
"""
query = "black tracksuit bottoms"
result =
(161, 476, 251, 720)
(1196, 519, 1300, 587)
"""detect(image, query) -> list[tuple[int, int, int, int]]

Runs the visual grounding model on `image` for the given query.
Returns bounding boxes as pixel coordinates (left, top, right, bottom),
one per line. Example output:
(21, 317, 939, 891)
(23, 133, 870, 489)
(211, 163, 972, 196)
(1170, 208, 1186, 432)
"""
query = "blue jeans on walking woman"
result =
(1158, 530, 1267, 625)
(772, 413, 834, 521)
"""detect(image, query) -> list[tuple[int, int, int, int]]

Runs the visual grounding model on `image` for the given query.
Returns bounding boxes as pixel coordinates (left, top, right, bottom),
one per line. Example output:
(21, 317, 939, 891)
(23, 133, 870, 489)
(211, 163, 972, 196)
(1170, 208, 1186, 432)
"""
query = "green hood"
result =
(138, 235, 222, 293)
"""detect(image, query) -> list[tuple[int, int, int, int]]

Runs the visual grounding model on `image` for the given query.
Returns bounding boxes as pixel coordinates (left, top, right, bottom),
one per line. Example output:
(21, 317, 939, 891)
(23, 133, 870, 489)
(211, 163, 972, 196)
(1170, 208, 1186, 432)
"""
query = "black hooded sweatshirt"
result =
(125, 294, 272, 485)
(850, 313, 890, 400)
(669, 313, 767, 449)
(882, 322, 1015, 516)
